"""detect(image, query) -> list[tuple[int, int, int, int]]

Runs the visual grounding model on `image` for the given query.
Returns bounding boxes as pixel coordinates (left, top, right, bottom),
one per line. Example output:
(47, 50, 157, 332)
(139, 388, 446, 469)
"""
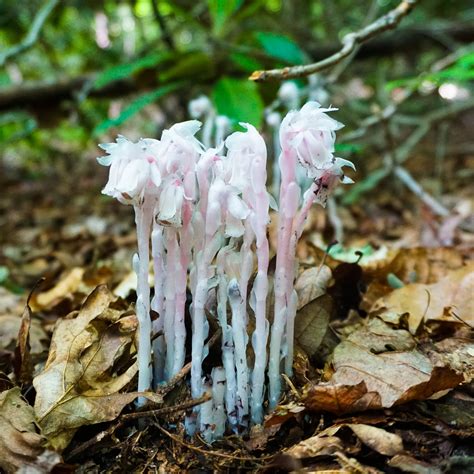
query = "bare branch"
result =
(0, 0, 59, 67)
(250, 0, 419, 82)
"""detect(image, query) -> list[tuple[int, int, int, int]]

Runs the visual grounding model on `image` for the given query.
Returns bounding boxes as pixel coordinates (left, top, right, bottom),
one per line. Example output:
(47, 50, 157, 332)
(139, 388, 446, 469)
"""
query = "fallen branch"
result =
(250, 0, 419, 81)
(0, 0, 59, 67)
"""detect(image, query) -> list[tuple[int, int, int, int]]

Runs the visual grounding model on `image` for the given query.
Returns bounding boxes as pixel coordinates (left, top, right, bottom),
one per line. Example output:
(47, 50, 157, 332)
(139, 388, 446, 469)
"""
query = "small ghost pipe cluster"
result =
(98, 101, 353, 440)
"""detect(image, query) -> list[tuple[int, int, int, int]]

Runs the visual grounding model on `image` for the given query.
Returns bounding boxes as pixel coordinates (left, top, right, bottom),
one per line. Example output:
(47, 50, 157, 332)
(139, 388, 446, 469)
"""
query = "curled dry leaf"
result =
(13, 299, 33, 385)
(31, 267, 85, 310)
(303, 319, 464, 414)
(285, 434, 343, 459)
(0, 387, 61, 474)
(330, 423, 403, 456)
(361, 247, 467, 311)
(372, 263, 474, 333)
(33, 285, 162, 451)
(388, 454, 441, 474)
(0, 315, 47, 355)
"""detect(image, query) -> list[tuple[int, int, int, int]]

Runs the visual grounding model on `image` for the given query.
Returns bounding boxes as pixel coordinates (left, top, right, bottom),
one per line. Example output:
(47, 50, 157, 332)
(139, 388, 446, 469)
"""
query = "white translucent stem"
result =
(164, 228, 178, 380)
(200, 379, 214, 442)
(151, 224, 166, 384)
(284, 290, 298, 376)
(172, 218, 192, 376)
(271, 125, 282, 197)
(190, 233, 222, 400)
(133, 201, 153, 404)
(228, 278, 249, 429)
(216, 246, 238, 430)
(202, 111, 215, 148)
(211, 367, 227, 440)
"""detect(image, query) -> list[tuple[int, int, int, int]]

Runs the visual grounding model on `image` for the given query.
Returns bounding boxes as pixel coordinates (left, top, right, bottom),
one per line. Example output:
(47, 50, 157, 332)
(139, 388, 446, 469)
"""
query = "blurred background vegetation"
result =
(1, 0, 473, 214)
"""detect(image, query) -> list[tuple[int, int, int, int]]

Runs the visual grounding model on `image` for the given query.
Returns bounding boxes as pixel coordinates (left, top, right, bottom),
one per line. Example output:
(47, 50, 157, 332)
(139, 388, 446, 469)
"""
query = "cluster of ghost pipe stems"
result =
(98, 100, 354, 440)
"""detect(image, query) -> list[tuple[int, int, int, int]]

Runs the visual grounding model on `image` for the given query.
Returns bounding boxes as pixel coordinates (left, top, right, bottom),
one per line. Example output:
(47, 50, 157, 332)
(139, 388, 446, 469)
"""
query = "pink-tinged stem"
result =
(269, 149, 300, 408)
(282, 181, 318, 376)
(151, 223, 166, 384)
(133, 199, 154, 404)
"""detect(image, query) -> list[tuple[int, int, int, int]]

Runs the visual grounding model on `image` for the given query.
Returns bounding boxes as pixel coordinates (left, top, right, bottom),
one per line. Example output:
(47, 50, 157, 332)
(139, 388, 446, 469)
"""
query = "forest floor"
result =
(0, 147, 473, 473)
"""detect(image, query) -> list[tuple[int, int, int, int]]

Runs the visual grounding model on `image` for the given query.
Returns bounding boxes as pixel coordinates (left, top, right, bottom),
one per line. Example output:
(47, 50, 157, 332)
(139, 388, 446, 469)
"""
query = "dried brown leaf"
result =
(14, 300, 33, 385)
(0, 387, 61, 473)
(33, 285, 161, 451)
(285, 434, 343, 459)
(388, 454, 441, 474)
(373, 263, 474, 333)
(31, 267, 85, 310)
(295, 265, 332, 309)
(303, 319, 464, 414)
(346, 424, 403, 456)
(294, 295, 333, 358)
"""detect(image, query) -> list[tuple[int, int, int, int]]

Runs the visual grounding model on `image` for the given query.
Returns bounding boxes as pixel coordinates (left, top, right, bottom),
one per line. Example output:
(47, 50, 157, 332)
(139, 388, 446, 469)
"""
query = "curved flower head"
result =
(160, 120, 203, 176)
(279, 101, 343, 179)
(206, 177, 250, 238)
(98, 136, 162, 205)
(156, 176, 186, 226)
(311, 157, 355, 206)
(225, 123, 267, 193)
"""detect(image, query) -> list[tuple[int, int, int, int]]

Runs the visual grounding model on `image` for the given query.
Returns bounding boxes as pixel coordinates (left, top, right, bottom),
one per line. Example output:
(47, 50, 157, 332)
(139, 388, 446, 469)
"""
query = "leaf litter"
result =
(0, 168, 473, 471)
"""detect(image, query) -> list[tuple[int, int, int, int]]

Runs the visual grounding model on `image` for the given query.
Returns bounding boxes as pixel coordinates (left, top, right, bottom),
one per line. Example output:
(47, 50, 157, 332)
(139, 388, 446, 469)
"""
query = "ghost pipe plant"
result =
(98, 100, 352, 438)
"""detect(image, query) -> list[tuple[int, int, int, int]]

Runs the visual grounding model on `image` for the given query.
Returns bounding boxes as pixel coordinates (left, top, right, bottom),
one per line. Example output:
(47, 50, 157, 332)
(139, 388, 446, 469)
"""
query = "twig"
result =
(0, 0, 59, 67)
(150, 0, 176, 51)
(250, 0, 419, 81)
(65, 394, 211, 461)
(155, 422, 275, 464)
(394, 166, 450, 217)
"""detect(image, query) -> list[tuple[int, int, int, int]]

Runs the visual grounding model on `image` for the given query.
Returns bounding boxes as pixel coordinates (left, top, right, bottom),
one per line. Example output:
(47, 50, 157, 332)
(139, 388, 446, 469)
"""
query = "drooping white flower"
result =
(279, 101, 344, 179)
(311, 157, 355, 206)
(160, 120, 203, 176)
(98, 136, 162, 204)
(225, 123, 267, 193)
(156, 176, 186, 226)
(206, 177, 250, 238)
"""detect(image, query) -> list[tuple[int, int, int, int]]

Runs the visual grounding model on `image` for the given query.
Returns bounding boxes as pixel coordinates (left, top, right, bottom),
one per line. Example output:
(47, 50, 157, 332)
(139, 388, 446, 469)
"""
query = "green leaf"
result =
(256, 32, 307, 65)
(159, 52, 214, 82)
(93, 52, 172, 90)
(212, 77, 264, 127)
(94, 82, 185, 136)
(208, 0, 243, 36)
(230, 52, 264, 73)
